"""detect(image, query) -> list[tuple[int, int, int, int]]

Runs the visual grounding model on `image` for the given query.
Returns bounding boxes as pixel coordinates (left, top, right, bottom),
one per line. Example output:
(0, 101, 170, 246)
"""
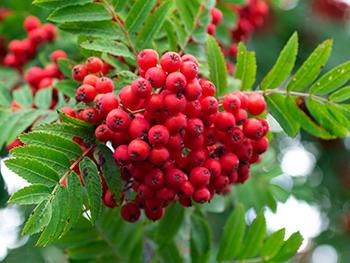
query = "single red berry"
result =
(128, 117, 150, 139)
(149, 147, 170, 166)
(220, 152, 239, 174)
(50, 50, 67, 63)
(186, 118, 204, 136)
(96, 92, 119, 115)
(204, 158, 222, 178)
(137, 184, 155, 200)
(189, 167, 211, 187)
(247, 93, 266, 116)
(145, 198, 163, 211)
(8, 40, 25, 55)
(131, 77, 152, 98)
(235, 109, 248, 125)
(38, 77, 53, 89)
(204, 127, 219, 146)
(214, 112, 236, 132)
(28, 28, 47, 45)
(165, 72, 187, 93)
(86, 56, 103, 73)
(228, 171, 238, 183)
(207, 23, 216, 35)
(164, 93, 187, 114)
(178, 181, 194, 198)
(212, 175, 229, 193)
(165, 113, 187, 134)
(83, 74, 98, 86)
(160, 52, 182, 72)
(156, 187, 176, 203)
(185, 100, 201, 118)
(229, 43, 238, 57)
(233, 91, 248, 109)
(184, 133, 204, 150)
(180, 61, 198, 80)
(258, 118, 269, 135)
(237, 162, 250, 183)
(137, 49, 159, 70)
(181, 54, 199, 66)
(178, 196, 192, 207)
(75, 84, 96, 103)
(252, 136, 269, 154)
(166, 133, 183, 151)
(145, 206, 164, 221)
(24, 16, 41, 32)
(165, 168, 187, 190)
(42, 23, 56, 41)
(119, 85, 143, 110)
(96, 77, 114, 94)
(145, 67, 166, 89)
(72, 64, 88, 81)
(106, 109, 131, 132)
(113, 145, 130, 165)
(223, 94, 241, 113)
(236, 140, 253, 161)
(128, 139, 150, 161)
(80, 107, 100, 123)
(186, 148, 208, 169)
(200, 96, 218, 115)
(103, 190, 116, 208)
(192, 187, 211, 203)
(184, 79, 202, 101)
(61, 106, 76, 118)
(243, 118, 264, 140)
(210, 7, 223, 25)
(145, 94, 163, 114)
(144, 168, 165, 190)
(225, 127, 244, 147)
(200, 79, 216, 97)
(95, 124, 113, 142)
(148, 125, 170, 146)
(121, 202, 141, 223)
(25, 66, 45, 87)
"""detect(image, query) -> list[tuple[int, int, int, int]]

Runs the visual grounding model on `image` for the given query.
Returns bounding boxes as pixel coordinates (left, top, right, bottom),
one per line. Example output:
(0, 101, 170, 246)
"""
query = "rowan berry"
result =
(165, 72, 187, 93)
(106, 109, 131, 132)
(75, 84, 96, 103)
(131, 77, 152, 98)
(145, 67, 166, 89)
(192, 187, 211, 203)
(72, 64, 88, 81)
(86, 56, 103, 73)
(128, 139, 150, 161)
(137, 49, 158, 70)
(160, 52, 182, 72)
(247, 93, 266, 116)
(121, 202, 141, 223)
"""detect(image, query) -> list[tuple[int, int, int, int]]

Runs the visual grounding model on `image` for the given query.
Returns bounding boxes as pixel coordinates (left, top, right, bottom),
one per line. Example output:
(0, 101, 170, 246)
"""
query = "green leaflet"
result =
(48, 3, 111, 23)
(34, 88, 53, 109)
(63, 171, 84, 234)
(306, 99, 349, 137)
(207, 36, 228, 96)
(94, 145, 123, 205)
(261, 228, 286, 260)
(55, 79, 77, 97)
(261, 33, 298, 90)
(237, 212, 267, 259)
(285, 96, 335, 139)
(13, 85, 33, 108)
(310, 61, 350, 95)
(20, 132, 83, 160)
(22, 199, 52, 235)
(329, 85, 350, 102)
(136, 0, 173, 50)
(5, 157, 59, 186)
(80, 157, 102, 224)
(37, 186, 69, 246)
(155, 203, 184, 245)
(9, 184, 51, 205)
(234, 42, 256, 91)
(33, 0, 92, 9)
(217, 204, 245, 261)
(59, 21, 124, 40)
(125, 0, 156, 34)
(190, 213, 211, 263)
(272, 232, 303, 261)
(264, 94, 300, 137)
(81, 39, 133, 58)
(287, 39, 333, 91)
(11, 145, 70, 174)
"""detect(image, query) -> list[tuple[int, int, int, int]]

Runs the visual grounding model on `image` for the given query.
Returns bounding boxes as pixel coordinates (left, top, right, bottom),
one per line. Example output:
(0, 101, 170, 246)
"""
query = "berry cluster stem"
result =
(101, 0, 138, 57)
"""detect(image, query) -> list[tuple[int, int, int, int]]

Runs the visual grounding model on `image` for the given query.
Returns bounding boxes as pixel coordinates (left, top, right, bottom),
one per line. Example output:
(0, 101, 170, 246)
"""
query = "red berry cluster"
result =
(3, 16, 56, 70)
(65, 49, 269, 223)
(207, 7, 223, 36)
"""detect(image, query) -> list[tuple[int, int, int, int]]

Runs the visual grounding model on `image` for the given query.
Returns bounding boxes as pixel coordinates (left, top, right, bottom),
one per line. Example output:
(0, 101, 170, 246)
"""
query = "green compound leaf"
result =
(207, 35, 228, 96)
